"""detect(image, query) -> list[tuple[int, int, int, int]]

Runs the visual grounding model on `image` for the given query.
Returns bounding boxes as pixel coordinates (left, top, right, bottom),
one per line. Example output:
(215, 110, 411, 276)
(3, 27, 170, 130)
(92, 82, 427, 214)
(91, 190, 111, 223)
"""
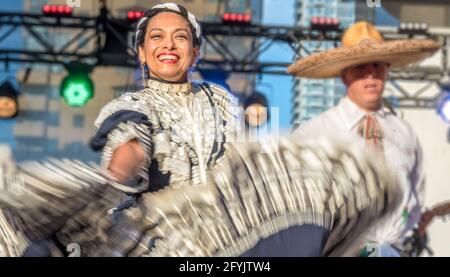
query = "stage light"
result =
(0, 81, 19, 119)
(437, 94, 450, 124)
(42, 4, 73, 16)
(222, 13, 252, 25)
(399, 22, 428, 35)
(127, 11, 144, 21)
(310, 17, 340, 32)
(437, 77, 450, 124)
(60, 63, 94, 107)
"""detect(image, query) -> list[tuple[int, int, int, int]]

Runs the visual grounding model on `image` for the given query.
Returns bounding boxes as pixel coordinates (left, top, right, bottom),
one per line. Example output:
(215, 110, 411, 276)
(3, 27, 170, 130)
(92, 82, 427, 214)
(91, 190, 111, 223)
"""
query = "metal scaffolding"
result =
(1, 10, 449, 108)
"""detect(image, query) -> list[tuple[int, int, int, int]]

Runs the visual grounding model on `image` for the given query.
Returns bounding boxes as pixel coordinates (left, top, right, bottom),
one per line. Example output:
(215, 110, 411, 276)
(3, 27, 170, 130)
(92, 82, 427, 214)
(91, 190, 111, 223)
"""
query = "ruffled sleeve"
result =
(90, 94, 154, 193)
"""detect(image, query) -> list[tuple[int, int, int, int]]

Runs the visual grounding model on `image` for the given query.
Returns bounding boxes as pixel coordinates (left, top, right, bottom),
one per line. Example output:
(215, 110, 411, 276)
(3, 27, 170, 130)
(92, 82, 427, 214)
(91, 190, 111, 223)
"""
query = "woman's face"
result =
(138, 12, 199, 82)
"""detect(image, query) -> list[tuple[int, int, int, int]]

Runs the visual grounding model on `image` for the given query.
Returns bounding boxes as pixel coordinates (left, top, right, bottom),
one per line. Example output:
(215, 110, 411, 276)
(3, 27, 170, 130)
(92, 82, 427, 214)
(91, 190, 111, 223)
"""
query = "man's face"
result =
(342, 62, 389, 112)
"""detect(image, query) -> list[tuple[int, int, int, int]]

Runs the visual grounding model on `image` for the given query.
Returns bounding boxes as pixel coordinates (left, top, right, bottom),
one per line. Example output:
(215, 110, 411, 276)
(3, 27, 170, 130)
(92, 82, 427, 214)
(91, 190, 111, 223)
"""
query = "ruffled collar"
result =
(147, 77, 192, 95)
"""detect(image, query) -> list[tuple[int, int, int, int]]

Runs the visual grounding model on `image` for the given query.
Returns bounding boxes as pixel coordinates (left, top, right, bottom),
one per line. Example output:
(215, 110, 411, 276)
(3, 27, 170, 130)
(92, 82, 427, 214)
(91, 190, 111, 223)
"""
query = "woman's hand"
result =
(108, 139, 146, 183)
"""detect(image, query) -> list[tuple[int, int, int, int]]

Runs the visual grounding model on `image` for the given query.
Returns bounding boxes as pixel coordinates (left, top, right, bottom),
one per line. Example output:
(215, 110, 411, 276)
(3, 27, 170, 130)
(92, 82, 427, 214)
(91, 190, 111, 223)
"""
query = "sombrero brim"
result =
(287, 39, 441, 79)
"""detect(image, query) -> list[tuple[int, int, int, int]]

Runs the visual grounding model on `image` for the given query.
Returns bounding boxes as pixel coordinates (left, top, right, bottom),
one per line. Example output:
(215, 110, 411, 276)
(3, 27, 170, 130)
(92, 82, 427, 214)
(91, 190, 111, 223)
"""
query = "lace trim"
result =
(147, 78, 191, 95)
(145, 211, 333, 257)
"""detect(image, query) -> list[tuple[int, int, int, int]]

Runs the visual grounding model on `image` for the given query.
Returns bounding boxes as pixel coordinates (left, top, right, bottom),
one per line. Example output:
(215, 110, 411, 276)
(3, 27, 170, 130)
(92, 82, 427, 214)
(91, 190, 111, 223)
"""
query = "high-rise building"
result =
(291, 0, 374, 124)
(12, 0, 262, 161)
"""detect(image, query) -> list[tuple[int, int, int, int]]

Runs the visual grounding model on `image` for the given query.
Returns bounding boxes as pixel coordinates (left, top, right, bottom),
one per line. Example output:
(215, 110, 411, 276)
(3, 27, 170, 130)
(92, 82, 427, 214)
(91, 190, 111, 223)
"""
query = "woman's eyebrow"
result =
(148, 28, 189, 32)
(173, 28, 190, 34)
(148, 28, 164, 32)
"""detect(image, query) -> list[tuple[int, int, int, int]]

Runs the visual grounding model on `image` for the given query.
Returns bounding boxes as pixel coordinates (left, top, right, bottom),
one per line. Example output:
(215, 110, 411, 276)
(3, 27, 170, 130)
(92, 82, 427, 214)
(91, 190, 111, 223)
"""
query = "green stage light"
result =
(60, 73, 94, 107)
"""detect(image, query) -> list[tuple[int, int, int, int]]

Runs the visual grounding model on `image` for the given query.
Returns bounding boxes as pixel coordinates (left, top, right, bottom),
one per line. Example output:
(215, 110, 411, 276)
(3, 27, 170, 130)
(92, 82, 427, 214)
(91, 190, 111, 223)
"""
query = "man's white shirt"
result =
(294, 97, 425, 245)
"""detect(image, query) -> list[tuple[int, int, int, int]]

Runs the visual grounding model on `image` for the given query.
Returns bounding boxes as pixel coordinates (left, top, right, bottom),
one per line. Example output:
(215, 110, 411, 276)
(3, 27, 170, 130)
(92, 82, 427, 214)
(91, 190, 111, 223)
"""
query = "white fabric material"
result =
(153, 3, 180, 13)
(151, 3, 201, 40)
(294, 96, 425, 245)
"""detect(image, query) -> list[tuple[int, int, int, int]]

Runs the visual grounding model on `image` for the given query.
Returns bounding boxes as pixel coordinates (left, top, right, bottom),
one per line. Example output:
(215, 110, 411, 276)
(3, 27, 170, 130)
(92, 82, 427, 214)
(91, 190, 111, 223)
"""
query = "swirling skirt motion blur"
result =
(0, 136, 400, 257)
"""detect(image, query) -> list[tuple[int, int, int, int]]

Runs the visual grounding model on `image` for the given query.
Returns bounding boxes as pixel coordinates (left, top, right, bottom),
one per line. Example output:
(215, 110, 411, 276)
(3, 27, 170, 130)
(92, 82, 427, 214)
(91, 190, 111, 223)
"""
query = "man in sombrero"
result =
(290, 21, 440, 256)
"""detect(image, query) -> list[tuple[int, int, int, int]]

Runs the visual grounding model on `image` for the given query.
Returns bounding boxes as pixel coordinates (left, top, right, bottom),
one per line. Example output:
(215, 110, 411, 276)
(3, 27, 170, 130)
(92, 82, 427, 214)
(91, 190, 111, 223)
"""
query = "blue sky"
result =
(258, 0, 296, 131)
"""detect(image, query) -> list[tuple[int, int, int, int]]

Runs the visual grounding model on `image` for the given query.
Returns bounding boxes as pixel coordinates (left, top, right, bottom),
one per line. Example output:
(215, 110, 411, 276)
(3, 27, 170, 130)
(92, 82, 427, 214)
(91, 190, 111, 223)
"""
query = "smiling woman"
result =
(134, 3, 202, 85)
(137, 12, 199, 82)
(88, 3, 239, 189)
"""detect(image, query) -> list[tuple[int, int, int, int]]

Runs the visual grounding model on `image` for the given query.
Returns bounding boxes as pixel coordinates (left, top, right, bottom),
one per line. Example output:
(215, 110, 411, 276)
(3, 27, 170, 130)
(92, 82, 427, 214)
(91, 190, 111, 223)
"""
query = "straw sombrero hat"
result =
(287, 21, 441, 79)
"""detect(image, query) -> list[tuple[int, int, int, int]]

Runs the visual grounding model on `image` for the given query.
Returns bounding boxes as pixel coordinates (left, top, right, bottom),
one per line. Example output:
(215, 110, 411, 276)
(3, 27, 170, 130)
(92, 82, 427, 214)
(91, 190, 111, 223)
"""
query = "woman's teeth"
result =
(158, 55, 178, 61)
